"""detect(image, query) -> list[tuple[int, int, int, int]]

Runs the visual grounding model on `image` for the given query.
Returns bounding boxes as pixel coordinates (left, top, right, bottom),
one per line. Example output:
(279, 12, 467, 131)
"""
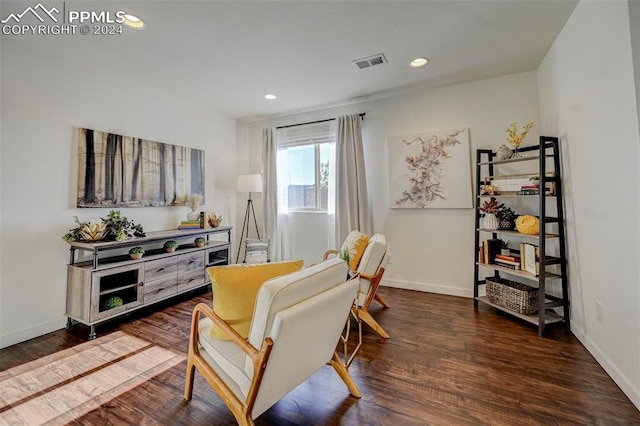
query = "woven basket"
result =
(485, 277, 539, 315)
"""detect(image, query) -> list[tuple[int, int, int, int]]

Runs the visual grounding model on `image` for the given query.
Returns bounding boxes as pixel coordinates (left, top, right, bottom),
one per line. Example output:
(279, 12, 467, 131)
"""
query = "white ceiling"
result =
(4, 0, 578, 120)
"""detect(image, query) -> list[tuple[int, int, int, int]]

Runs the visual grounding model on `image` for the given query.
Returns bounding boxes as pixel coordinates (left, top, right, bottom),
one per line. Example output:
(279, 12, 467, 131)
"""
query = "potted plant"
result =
(163, 240, 179, 253)
(207, 212, 222, 228)
(194, 237, 206, 247)
(496, 206, 518, 230)
(103, 296, 124, 310)
(129, 246, 145, 259)
(500, 240, 511, 256)
(479, 197, 503, 230)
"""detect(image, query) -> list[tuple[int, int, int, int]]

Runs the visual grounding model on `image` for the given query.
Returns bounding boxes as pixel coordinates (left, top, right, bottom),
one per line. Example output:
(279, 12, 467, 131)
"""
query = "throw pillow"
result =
(340, 230, 369, 271)
(207, 259, 304, 340)
(245, 238, 269, 264)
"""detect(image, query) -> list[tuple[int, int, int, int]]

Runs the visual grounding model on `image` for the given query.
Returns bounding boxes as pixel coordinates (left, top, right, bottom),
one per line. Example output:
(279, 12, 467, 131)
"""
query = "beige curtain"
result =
(262, 127, 290, 261)
(334, 114, 372, 244)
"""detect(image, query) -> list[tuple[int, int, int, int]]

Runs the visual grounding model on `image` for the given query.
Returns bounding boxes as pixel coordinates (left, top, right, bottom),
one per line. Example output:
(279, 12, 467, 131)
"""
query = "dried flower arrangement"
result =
(479, 197, 503, 214)
(187, 194, 204, 213)
(506, 121, 534, 149)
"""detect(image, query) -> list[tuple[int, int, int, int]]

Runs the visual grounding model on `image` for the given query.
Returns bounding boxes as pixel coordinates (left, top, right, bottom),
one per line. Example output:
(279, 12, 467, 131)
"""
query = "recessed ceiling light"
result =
(123, 14, 145, 30)
(264, 94, 277, 100)
(410, 57, 429, 68)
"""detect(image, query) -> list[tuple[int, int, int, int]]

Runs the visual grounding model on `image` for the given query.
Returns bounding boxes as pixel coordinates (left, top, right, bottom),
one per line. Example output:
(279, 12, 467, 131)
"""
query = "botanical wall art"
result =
(387, 128, 472, 209)
(76, 128, 205, 208)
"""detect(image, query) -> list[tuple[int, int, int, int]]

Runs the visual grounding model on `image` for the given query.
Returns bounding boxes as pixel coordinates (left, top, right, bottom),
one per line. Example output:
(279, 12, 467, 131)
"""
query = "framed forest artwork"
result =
(387, 128, 472, 209)
(76, 128, 205, 208)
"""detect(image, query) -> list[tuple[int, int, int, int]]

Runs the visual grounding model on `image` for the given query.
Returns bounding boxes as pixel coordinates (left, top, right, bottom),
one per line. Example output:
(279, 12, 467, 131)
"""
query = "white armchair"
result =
(184, 257, 360, 425)
(325, 233, 391, 339)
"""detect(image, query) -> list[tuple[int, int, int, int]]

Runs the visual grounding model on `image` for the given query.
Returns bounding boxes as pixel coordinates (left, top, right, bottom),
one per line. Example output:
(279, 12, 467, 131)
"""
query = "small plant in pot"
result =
(194, 237, 206, 247)
(496, 206, 518, 230)
(128, 246, 145, 260)
(163, 240, 179, 253)
(500, 240, 511, 256)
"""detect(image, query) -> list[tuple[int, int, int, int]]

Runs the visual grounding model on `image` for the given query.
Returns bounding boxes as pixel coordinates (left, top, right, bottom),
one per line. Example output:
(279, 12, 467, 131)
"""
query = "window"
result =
(276, 122, 335, 212)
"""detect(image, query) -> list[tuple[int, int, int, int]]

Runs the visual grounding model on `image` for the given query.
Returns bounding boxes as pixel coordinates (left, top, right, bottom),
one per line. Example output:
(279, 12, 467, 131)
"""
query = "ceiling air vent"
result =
(353, 53, 387, 69)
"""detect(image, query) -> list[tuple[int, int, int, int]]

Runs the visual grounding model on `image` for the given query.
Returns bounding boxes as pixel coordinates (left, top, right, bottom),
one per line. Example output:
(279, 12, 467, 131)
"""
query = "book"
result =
(495, 253, 520, 263)
(178, 222, 201, 229)
(483, 239, 502, 265)
(493, 260, 520, 270)
(523, 243, 538, 275)
(493, 258, 520, 267)
(180, 220, 200, 225)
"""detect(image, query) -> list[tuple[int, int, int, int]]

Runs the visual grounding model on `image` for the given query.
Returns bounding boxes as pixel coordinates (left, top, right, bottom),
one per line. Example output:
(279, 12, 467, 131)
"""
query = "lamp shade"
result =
(237, 174, 263, 193)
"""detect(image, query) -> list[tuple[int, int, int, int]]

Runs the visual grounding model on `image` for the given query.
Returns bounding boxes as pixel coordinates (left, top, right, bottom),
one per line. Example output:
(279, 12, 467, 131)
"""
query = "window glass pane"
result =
(286, 145, 316, 209)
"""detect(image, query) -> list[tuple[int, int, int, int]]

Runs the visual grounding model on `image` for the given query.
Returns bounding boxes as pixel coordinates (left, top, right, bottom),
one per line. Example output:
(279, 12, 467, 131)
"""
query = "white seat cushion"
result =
(197, 317, 252, 397)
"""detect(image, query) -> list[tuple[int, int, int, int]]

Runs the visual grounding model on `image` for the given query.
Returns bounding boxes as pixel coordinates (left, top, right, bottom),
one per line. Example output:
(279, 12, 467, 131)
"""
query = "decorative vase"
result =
(511, 147, 522, 159)
(186, 211, 199, 221)
(498, 219, 515, 231)
(482, 213, 499, 230)
(130, 253, 143, 260)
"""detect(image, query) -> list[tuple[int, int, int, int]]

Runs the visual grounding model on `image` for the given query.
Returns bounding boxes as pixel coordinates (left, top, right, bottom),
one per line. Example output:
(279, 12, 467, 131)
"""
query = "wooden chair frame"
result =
(356, 266, 390, 339)
(324, 250, 391, 339)
(184, 303, 360, 426)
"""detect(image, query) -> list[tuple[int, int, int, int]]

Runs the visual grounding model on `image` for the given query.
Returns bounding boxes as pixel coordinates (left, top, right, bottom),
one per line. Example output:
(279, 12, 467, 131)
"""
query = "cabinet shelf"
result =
(99, 282, 139, 296)
(66, 227, 232, 340)
(473, 137, 569, 337)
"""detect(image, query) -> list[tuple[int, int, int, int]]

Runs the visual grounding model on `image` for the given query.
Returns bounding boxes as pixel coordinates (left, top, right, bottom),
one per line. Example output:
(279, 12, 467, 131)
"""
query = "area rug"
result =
(0, 331, 185, 425)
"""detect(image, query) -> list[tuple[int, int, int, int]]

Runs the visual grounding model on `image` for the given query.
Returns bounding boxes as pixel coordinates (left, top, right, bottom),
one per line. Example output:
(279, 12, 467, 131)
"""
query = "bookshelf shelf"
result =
(473, 137, 569, 337)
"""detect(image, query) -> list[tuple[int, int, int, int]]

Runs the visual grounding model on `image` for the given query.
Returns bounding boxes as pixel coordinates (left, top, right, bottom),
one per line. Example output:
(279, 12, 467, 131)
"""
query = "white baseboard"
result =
(0, 317, 65, 349)
(381, 278, 472, 299)
(571, 323, 640, 410)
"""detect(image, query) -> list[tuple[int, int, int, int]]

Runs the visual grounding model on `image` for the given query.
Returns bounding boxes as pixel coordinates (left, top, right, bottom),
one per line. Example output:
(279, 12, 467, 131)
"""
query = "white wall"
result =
(537, 0, 640, 408)
(247, 71, 541, 294)
(0, 40, 237, 348)
(630, 0, 640, 133)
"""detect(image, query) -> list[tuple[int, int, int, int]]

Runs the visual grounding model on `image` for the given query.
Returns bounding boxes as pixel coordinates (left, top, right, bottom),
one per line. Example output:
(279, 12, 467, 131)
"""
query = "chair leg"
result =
(330, 352, 361, 398)
(357, 308, 390, 339)
(374, 294, 390, 308)
(184, 358, 196, 401)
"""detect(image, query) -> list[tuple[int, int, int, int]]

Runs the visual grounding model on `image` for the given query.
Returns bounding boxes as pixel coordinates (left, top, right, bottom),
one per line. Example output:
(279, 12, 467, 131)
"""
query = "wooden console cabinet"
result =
(66, 226, 232, 339)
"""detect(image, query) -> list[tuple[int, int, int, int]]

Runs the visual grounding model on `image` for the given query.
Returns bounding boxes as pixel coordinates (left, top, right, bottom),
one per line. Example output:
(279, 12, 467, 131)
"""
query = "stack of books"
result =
(178, 220, 202, 230)
(493, 253, 521, 270)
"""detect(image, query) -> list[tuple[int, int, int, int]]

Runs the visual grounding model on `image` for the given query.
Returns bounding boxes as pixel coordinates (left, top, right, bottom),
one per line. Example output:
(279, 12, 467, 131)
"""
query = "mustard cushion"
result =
(207, 259, 304, 340)
(340, 230, 369, 271)
(516, 215, 540, 235)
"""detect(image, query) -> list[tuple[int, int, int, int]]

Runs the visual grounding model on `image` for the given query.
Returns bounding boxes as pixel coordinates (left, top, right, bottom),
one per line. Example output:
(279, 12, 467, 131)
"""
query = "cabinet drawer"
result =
(145, 257, 178, 281)
(144, 276, 178, 303)
(178, 252, 204, 273)
(178, 268, 205, 292)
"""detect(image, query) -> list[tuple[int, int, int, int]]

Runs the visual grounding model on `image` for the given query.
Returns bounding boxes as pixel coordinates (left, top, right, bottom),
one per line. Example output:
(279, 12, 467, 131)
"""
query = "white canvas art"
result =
(388, 128, 472, 208)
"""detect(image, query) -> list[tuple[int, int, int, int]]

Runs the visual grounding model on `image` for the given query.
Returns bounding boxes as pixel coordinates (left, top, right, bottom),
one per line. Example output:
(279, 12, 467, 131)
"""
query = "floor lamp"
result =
(236, 174, 263, 263)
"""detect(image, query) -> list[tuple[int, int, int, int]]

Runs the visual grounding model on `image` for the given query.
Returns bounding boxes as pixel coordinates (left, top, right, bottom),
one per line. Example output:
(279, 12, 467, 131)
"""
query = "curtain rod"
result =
(276, 113, 365, 129)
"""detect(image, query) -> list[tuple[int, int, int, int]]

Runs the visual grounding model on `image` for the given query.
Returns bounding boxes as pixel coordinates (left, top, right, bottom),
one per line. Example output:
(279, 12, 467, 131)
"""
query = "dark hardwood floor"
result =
(2, 287, 639, 425)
